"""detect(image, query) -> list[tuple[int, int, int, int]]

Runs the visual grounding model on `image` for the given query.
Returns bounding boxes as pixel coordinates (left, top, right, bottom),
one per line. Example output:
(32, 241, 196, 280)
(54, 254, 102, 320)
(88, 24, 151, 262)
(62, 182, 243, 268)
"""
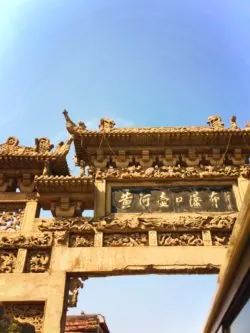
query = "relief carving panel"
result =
(211, 231, 231, 246)
(158, 232, 203, 246)
(0, 232, 52, 248)
(0, 203, 25, 232)
(3, 303, 44, 333)
(0, 250, 17, 273)
(69, 234, 94, 247)
(103, 232, 148, 247)
(25, 250, 50, 273)
(96, 165, 250, 180)
(39, 217, 93, 232)
(38, 214, 237, 233)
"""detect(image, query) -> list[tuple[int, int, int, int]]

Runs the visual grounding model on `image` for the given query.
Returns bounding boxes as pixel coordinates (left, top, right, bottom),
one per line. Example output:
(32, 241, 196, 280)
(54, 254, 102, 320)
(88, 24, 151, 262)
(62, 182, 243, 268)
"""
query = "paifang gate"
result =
(0, 112, 249, 333)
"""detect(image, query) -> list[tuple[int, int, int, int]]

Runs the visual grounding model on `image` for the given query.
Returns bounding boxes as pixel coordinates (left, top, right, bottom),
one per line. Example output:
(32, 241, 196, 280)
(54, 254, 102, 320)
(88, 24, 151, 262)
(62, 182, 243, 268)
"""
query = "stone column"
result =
(14, 249, 27, 273)
(21, 200, 39, 232)
(42, 272, 67, 333)
(94, 180, 106, 217)
(237, 177, 250, 203)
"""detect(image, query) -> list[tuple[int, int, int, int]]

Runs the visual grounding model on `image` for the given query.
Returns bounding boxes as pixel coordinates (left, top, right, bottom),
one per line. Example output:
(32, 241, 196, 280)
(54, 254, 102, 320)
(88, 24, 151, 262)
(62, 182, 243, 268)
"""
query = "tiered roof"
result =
(63, 111, 250, 165)
(0, 136, 73, 176)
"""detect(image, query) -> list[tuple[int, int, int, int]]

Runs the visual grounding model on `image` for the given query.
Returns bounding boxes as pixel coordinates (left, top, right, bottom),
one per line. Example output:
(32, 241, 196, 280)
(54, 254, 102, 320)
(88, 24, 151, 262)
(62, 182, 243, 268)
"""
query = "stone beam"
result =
(51, 246, 227, 274)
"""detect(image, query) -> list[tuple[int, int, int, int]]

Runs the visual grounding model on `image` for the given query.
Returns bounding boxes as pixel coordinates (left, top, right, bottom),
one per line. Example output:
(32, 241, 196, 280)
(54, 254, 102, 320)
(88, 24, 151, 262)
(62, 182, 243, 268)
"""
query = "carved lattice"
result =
(0, 203, 25, 232)
(3, 303, 44, 333)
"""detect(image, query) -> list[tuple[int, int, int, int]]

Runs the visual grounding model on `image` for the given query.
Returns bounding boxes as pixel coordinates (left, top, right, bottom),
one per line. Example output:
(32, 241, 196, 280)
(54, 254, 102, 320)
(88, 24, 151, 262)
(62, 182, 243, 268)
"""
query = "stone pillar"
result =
(21, 200, 39, 232)
(237, 177, 250, 203)
(42, 272, 67, 333)
(14, 249, 27, 273)
(94, 180, 106, 217)
(232, 183, 243, 211)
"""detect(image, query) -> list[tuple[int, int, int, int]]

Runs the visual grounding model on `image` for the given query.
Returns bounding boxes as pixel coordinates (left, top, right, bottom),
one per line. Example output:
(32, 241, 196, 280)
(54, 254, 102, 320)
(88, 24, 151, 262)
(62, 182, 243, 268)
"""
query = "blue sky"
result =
(0, 1, 250, 332)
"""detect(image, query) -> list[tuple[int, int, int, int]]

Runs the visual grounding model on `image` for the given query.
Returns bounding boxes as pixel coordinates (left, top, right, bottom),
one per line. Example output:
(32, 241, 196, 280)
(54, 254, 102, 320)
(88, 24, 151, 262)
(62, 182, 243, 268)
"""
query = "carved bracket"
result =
(51, 197, 82, 217)
(67, 276, 88, 308)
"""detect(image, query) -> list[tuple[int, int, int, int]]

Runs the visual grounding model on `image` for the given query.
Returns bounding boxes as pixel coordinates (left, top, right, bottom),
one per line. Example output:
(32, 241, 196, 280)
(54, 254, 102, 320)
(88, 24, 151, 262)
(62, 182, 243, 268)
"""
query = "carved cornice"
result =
(38, 213, 237, 233)
(95, 165, 250, 180)
(34, 175, 94, 193)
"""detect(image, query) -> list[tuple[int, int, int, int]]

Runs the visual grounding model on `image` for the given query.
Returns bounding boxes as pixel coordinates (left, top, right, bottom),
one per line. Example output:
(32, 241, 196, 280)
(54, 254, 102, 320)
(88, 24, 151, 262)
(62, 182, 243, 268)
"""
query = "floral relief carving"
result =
(0, 250, 17, 273)
(158, 232, 203, 246)
(95, 165, 250, 180)
(0, 232, 52, 248)
(53, 231, 69, 246)
(3, 303, 44, 333)
(212, 232, 231, 246)
(69, 234, 94, 247)
(39, 217, 94, 232)
(0, 204, 25, 232)
(26, 250, 50, 273)
(103, 233, 148, 247)
(38, 214, 237, 233)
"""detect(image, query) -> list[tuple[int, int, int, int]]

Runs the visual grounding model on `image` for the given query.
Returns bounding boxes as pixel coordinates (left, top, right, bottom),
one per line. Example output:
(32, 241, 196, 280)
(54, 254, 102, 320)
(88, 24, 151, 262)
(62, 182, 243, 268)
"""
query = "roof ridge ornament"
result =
(207, 115, 224, 129)
(245, 121, 250, 130)
(99, 118, 116, 132)
(230, 115, 238, 129)
(63, 109, 87, 134)
(35, 137, 54, 153)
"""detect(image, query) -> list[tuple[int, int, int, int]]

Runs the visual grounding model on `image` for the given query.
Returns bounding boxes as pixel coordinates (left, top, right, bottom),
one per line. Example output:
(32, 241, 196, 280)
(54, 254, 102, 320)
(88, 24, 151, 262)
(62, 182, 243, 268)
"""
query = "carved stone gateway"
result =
(0, 113, 249, 332)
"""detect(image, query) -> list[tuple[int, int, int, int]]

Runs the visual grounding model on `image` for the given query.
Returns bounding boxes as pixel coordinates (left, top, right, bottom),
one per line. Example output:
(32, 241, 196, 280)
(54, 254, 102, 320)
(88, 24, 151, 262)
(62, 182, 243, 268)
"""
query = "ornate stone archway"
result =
(0, 113, 249, 332)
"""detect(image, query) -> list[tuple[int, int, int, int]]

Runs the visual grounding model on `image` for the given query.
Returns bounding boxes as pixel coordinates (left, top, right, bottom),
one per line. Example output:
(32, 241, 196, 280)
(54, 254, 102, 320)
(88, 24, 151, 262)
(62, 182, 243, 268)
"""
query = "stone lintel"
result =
(51, 246, 227, 274)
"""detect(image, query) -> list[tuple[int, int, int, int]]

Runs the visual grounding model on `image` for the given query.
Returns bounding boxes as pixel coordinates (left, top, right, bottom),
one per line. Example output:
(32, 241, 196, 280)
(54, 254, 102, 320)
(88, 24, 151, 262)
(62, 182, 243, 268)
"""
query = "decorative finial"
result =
(35, 138, 53, 153)
(245, 121, 250, 130)
(63, 109, 86, 134)
(230, 115, 238, 129)
(207, 115, 224, 128)
(99, 118, 116, 132)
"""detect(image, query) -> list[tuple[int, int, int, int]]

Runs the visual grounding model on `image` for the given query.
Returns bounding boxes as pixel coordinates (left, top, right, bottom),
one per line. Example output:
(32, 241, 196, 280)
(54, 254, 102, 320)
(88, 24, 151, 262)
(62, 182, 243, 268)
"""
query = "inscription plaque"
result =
(111, 186, 237, 213)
